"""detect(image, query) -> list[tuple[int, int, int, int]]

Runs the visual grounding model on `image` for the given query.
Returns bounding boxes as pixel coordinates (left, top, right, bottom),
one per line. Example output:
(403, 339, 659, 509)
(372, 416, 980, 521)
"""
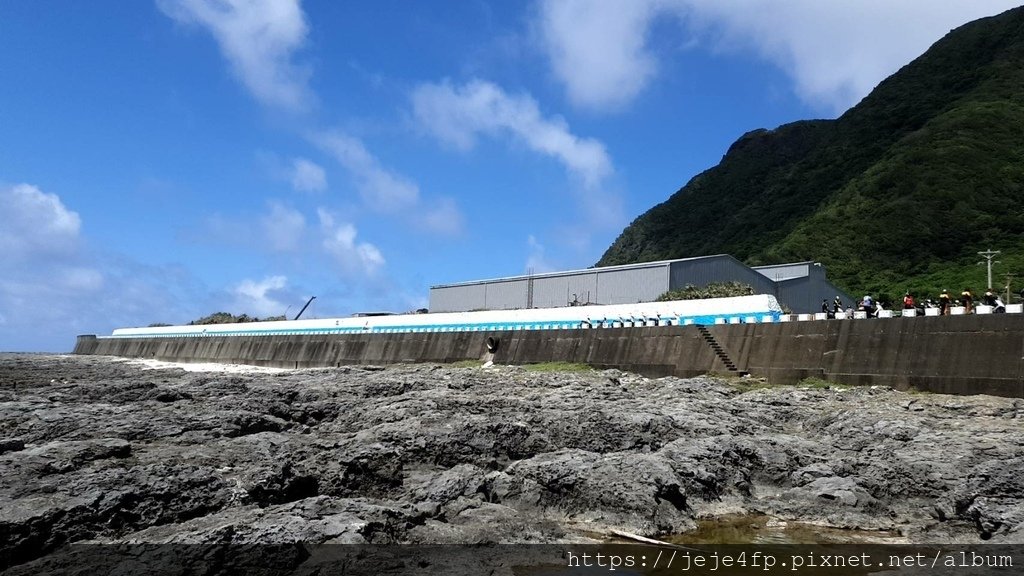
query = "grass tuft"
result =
(797, 377, 847, 389)
(521, 362, 594, 373)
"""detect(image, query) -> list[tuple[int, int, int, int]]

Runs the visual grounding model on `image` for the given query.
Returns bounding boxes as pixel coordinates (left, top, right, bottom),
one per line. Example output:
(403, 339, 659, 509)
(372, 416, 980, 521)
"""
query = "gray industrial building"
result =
(429, 255, 854, 314)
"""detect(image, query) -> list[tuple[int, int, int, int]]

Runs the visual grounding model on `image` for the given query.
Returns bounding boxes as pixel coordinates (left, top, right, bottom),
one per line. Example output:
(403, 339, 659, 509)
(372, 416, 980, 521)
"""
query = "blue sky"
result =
(2, 1, 1020, 351)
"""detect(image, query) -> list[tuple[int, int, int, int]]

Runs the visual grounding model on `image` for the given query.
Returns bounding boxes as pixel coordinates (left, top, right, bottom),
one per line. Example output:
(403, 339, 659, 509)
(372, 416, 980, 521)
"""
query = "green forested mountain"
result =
(599, 7, 1024, 302)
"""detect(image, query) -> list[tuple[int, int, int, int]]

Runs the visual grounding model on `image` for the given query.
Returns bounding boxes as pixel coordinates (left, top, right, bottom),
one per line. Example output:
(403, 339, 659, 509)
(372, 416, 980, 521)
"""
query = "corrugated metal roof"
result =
(430, 254, 729, 289)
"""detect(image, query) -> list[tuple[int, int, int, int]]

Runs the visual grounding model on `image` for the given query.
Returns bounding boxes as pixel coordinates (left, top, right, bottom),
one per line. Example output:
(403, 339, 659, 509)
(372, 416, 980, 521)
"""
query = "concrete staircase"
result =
(696, 325, 741, 374)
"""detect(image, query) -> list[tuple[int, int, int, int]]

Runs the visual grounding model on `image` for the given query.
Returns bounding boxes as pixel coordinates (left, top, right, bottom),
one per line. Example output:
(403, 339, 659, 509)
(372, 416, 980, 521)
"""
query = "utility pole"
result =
(978, 249, 1001, 289)
(1004, 273, 1016, 304)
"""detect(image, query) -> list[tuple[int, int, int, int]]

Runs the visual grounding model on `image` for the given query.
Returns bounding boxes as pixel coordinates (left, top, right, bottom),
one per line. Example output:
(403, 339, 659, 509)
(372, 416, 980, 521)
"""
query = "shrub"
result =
(656, 282, 756, 301)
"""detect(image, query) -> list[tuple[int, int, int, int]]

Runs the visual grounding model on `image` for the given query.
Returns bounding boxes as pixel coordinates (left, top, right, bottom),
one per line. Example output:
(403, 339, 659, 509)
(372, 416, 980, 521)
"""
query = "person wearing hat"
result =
(938, 289, 951, 316)
(983, 288, 998, 307)
(961, 288, 973, 314)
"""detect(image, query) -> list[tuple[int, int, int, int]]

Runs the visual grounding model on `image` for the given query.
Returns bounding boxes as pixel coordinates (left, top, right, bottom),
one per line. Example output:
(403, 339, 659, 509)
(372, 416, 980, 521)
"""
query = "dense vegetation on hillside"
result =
(599, 7, 1024, 301)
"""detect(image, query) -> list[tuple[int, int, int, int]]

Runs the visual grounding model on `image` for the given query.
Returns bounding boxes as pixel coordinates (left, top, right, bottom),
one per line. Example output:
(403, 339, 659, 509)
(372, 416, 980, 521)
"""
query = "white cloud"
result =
(412, 79, 613, 188)
(0, 184, 199, 351)
(233, 275, 290, 318)
(536, 0, 1023, 113)
(317, 209, 385, 275)
(537, 0, 662, 111)
(680, 1, 1024, 113)
(158, 0, 312, 111)
(0, 184, 108, 345)
(0, 184, 317, 350)
(314, 132, 420, 212)
(260, 201, 306, 252)
(290, 157, 327, 192)
(0, 183, 82, 260)
(312, 131, 465, 235)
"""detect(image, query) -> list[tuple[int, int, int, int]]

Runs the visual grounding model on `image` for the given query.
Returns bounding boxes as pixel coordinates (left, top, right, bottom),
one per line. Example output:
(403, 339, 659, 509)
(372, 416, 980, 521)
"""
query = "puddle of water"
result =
(669, 514, 905, 545)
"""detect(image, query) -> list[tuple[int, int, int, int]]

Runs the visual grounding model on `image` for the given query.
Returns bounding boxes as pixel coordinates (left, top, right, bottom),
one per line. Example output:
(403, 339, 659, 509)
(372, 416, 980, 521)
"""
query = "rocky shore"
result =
(2, 353, 1023, 571)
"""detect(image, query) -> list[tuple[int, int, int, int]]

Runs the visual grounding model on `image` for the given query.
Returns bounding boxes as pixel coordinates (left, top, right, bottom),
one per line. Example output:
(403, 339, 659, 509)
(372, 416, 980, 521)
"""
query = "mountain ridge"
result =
(598, 7, 1024, 302)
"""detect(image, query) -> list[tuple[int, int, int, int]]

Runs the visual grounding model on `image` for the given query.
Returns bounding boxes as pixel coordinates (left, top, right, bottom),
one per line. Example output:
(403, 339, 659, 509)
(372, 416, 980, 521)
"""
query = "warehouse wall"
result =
(77, 314, 1024, 398)
(429, 279, 532, 312)
(430, 262, 672, 311)
(589, 264, 669, 305)
(669, 256, 778, 296)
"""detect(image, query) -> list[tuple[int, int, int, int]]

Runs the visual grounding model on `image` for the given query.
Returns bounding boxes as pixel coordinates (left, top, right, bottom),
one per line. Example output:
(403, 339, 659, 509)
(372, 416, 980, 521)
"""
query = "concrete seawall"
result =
(75, 314, 1024, 397)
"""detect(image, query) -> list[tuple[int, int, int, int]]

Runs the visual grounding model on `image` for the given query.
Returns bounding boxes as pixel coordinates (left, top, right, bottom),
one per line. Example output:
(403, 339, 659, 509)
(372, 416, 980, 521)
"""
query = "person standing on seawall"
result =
(983, 288, 998, 307)
(961, 288, 973, 314)
(860, 295, 875, 316)
(903, 292, 915, 310)
(939, 289, 952, 316)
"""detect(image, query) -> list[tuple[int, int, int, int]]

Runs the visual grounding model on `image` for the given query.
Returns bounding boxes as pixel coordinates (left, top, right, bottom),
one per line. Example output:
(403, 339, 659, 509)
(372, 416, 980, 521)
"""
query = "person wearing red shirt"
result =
(903, 292, 915, 310)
